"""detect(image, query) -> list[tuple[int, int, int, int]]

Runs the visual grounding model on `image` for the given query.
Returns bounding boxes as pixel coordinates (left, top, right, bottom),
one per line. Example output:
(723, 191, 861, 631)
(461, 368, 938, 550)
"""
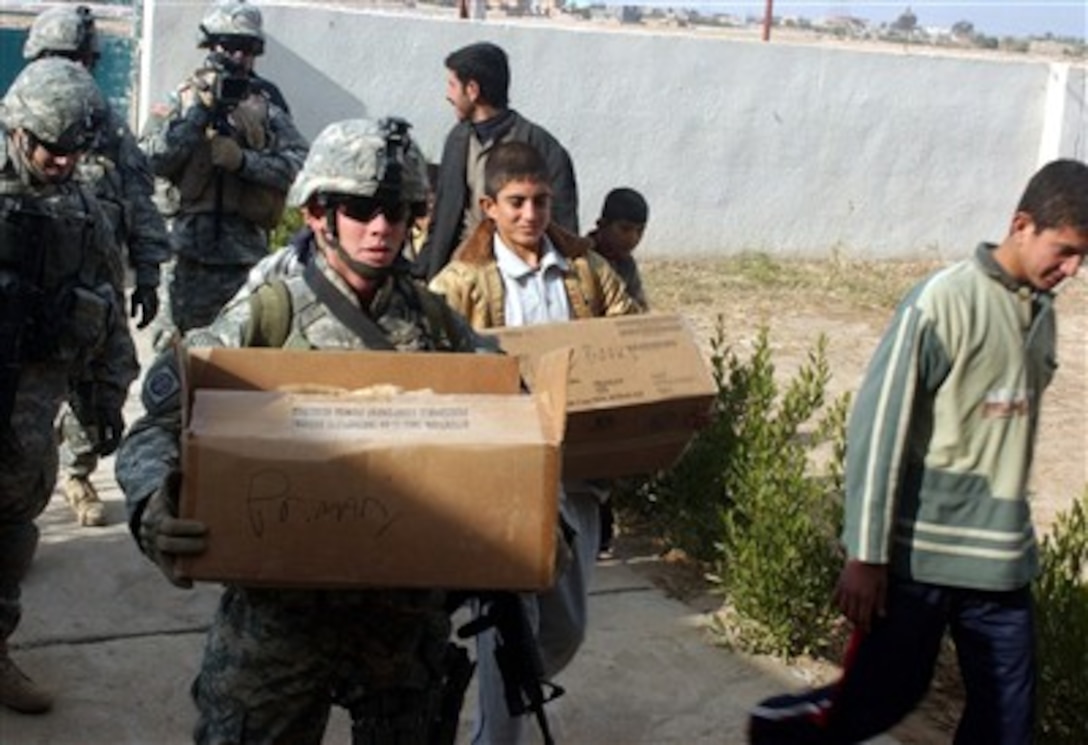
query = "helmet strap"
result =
(12, 129, 51, 185)
(319, 209, 392, 282)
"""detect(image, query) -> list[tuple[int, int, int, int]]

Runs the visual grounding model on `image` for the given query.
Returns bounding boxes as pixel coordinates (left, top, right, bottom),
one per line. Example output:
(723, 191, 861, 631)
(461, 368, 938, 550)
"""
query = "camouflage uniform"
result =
(141, 0, 307, 342)
(22, 3, 172, 525)
(116, 118, 481, 744)
(0, 58, 139, 712)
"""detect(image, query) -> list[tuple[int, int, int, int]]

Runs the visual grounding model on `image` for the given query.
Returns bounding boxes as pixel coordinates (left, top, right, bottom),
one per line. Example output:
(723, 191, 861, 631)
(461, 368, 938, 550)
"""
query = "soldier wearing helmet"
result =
(0, 57, 139, 715)
(227, 117, 433, 302)
(140, 0, 307, 351)
(116, 118, 489, 744)
(23, 4, 172, 528)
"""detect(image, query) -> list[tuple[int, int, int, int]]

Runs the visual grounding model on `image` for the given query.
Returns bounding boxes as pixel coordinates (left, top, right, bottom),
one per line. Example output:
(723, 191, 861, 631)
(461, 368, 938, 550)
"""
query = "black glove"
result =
(139, 472, 208, 589)
(93, 408, 125, 456)
(130, 285, 160, 329)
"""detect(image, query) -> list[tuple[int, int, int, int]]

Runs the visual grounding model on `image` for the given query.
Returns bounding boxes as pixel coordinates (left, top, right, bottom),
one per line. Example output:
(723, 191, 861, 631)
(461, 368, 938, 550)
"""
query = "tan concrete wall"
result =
(138, 2, 1087, 259)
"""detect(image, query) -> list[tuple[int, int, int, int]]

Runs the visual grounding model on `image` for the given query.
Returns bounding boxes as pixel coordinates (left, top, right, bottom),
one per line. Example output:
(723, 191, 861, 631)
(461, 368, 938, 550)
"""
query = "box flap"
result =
(484, 313, 715, 412)
(529, 347, 571, 444)
(181, 347, 524, 422)
(185, 347, 522, 394)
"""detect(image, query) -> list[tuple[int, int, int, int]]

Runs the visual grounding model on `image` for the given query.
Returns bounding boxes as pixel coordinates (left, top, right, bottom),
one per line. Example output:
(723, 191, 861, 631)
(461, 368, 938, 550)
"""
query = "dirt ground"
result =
(640, 256, 1086, 534)
(616, 256, 1088, 743)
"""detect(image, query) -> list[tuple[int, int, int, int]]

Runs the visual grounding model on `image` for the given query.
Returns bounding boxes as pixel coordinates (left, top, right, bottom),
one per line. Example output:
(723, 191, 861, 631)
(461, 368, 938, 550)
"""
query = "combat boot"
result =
(0, 648, 53, 714)
(64, 475, 106, 527)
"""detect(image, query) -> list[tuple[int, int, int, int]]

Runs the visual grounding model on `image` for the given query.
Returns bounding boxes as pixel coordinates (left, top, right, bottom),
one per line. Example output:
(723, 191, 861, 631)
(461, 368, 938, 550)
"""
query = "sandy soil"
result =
(640, 257, 1086, 534)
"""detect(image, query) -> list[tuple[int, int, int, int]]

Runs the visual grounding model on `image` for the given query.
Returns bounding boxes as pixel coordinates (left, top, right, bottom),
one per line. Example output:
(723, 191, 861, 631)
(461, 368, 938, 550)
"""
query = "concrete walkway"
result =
(0, 326, 903, 744)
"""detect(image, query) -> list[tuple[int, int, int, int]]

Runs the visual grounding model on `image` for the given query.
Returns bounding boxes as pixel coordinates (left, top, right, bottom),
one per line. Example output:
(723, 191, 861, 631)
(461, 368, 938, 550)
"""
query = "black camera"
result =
(204, 52, 251, 111)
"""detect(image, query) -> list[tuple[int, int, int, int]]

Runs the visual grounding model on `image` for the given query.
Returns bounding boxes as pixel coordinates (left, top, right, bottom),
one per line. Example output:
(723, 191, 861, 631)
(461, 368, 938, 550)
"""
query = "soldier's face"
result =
(18, 130, 80, 183)
(309, 198, 409, 273)
(212, 40, 257, 73)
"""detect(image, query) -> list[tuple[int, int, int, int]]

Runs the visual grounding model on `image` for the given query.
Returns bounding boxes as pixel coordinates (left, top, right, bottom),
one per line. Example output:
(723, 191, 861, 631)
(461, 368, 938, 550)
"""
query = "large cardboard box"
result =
(176, 347, 568, 591)
(483, 314, 715, 480)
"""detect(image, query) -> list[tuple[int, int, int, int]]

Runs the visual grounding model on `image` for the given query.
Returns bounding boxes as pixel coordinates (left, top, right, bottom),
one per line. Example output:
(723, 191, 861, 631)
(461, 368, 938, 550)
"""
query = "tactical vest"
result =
(0, 171, 116, 364)
(244, 271, 467, 353)
(76, 144, 126, 248)
(175, 88, 285, 229)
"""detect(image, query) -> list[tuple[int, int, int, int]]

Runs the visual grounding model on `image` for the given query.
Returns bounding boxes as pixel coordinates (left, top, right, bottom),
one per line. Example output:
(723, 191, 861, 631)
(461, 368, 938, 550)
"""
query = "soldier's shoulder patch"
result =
(145, 363, 181, 407)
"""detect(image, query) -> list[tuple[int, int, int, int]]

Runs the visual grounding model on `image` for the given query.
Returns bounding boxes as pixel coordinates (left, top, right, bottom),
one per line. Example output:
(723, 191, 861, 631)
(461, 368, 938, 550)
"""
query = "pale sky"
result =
(623, 2, 1088, 40)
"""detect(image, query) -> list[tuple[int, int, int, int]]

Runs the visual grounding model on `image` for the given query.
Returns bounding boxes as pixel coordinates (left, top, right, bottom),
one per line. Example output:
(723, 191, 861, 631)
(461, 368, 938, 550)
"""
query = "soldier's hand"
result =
(140, 472, 207, 589)
(130, 285, 160, 329)
(181, 71, 217, 112)
(93, 408, 125, 457)
(209, 135, 244, 172)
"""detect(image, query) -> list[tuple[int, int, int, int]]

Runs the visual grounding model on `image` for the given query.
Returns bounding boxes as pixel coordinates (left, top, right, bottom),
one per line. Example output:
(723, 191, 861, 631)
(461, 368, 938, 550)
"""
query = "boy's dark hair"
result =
(445, 42, 509, 110)
(601, 187, 649, 224)
(1017, 159, 1088, 234)
(484, 141, 548, 198)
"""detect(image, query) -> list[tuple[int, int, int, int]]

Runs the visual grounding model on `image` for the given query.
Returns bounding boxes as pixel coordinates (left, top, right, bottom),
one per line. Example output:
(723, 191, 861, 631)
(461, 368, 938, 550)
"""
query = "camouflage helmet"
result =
(1, 58, 105, 153)
(198, 0, 265, 54)
(23, 5, 100, 63)
(288, 118, 430, 209)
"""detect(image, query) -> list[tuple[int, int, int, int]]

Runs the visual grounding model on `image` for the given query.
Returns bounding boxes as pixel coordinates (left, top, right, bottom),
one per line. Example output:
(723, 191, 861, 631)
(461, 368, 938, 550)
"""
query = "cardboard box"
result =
(176, 347, 568, 591)
(483, 314, 715, 480)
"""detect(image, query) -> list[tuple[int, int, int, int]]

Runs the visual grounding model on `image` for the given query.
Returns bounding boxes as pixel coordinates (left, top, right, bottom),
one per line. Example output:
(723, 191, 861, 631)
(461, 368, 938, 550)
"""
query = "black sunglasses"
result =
(335, 196, 411, 224)
(215, 38, 260, 55)
(27, 131, 83, 158)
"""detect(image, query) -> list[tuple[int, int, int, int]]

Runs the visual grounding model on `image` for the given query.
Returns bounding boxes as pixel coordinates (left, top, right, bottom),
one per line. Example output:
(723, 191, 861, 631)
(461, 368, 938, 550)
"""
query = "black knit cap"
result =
(601, 187, 648, 223)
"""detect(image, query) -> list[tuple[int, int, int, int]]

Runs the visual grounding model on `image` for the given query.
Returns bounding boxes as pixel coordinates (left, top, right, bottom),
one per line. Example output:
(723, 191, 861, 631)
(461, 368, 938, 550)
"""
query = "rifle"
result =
(457, 592, 565, 745)
(0, 201, 48, 449)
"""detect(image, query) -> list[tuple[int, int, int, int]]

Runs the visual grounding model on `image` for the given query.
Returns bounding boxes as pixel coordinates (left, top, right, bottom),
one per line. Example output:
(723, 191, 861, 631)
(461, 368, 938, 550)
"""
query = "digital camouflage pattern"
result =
(0, 57, 103, 153)
(197, 0, 265, 50)
(22, 4, 100, 61)
(288, 118, 429, 207)
(1, 60, 138, 640)
(140, 20, 307, 338)
(115, 250, 482, 743)
(59, 106, 172, 486)
(22, 5, 171, 485)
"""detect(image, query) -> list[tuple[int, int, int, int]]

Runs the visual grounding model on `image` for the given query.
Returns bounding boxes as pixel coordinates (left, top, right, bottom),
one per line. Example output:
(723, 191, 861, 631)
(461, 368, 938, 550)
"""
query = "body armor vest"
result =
(176, 88, 285, 229)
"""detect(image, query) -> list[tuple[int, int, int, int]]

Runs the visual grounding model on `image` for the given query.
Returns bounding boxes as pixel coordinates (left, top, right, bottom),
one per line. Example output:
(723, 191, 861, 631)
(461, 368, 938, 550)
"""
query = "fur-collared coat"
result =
(428, 220, 640, 328)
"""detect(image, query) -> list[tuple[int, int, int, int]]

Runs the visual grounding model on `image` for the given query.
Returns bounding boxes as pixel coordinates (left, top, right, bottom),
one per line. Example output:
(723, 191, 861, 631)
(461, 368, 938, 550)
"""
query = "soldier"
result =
(0, 58, 139, 714)
(116, 118, 486, 743)
(141, 0, 307, 349)
(23, 3, 172, 527)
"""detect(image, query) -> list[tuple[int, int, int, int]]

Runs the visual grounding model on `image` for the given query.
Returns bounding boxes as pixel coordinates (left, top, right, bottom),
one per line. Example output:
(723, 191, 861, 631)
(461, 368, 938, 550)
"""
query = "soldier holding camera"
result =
(141, 0, 307, 349)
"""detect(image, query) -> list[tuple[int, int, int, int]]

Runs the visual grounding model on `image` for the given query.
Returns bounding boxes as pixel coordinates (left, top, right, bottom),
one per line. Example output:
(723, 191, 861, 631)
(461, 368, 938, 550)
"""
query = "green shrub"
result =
(269, 206, 305, 250)
(612, 315, 741, 560)
(616, 318, 848, 657)
(714, 327, 848, 658)
(1035, 491, 1088, 744)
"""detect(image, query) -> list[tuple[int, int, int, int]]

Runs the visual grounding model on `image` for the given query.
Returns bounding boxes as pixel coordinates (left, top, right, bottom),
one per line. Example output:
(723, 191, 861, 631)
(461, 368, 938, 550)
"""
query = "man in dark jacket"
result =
(419, 41, 578, 280)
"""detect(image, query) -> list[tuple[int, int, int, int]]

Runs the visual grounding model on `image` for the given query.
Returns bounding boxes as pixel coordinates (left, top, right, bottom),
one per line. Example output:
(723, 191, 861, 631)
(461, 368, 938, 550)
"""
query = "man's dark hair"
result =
(445, 42, 509, 110)
(600, 187, 649, 224)
(484, 141, 548, 198)
(1017, 159, 1088, 234)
